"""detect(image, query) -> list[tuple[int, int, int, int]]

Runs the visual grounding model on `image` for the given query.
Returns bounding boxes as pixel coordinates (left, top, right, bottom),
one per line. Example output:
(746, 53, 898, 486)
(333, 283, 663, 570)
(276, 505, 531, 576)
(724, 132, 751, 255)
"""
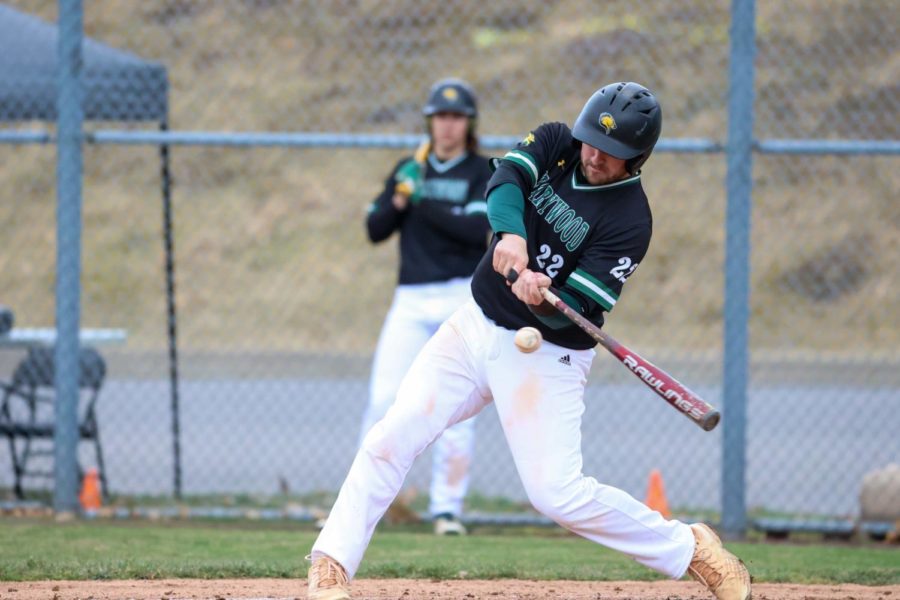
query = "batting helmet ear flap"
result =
(625, 148, 654, 175)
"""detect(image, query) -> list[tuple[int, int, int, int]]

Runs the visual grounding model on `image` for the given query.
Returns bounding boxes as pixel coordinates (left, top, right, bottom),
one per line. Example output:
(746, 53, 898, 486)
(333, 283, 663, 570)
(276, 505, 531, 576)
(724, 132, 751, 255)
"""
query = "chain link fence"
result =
(1, 0, 897, 531)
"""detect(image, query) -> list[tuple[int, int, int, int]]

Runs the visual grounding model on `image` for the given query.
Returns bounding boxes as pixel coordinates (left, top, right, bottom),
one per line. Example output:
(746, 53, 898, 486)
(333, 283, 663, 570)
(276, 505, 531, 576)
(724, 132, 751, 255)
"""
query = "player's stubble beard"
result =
(579, 161, 628, 186)
(579, 142, 630, 185)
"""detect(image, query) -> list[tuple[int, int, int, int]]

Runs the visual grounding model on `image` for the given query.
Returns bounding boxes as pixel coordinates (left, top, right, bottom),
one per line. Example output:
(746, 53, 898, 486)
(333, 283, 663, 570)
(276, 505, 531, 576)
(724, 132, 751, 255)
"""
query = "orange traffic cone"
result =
(78, 468, 102, 512)
(644, 468, 671, 519)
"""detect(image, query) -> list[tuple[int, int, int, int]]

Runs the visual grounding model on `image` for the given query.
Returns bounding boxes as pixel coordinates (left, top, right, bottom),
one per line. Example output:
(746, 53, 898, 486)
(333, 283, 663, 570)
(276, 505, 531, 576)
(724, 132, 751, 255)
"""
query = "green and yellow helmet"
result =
(572, 82, 662, 174)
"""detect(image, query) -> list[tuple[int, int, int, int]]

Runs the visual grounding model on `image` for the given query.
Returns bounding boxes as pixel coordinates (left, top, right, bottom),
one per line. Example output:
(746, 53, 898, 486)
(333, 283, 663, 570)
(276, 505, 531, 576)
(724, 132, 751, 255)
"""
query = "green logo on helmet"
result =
(599, 112, 617, 135)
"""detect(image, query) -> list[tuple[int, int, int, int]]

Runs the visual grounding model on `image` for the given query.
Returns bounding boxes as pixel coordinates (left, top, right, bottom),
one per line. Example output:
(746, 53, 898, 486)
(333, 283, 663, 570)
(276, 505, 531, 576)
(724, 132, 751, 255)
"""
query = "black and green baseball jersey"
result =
(472, 122, 653, 350)
(367, 152, 492, 285)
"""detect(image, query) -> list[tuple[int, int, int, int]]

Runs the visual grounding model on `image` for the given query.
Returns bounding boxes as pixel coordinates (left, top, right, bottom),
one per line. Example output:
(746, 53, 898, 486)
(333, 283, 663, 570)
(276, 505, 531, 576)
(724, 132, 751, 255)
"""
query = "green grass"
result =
(0, 519, 898, 585)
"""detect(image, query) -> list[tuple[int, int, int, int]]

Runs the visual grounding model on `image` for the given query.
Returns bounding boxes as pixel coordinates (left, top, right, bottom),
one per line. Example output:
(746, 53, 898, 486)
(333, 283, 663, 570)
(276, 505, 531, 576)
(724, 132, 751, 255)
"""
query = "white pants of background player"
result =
(316, 298, 696, 579)
(359, 277, 476, 519)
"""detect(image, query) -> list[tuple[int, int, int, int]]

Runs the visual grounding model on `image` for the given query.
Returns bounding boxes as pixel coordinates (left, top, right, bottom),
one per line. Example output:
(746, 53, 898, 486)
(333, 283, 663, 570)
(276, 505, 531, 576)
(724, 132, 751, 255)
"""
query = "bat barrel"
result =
(700, 410, 721, 432)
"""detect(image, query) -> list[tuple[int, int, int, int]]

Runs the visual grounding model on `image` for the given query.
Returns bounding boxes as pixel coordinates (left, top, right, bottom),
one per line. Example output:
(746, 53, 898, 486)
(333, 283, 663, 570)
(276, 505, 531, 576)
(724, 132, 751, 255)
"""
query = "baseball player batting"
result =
(308, 82, 751, 600)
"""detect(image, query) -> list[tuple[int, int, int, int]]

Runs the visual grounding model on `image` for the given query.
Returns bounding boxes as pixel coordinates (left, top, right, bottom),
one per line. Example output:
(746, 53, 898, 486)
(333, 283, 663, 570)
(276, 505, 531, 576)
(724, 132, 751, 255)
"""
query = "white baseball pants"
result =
(359, 277, 476, 518)
(315, 299, 695, 579)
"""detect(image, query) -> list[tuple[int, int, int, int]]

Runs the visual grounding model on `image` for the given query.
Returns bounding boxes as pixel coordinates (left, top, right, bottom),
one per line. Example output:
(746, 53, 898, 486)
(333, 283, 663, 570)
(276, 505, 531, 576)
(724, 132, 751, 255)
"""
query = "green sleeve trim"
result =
(567, 269, 618, 311)
(487, 183, 527, 238)
(503, 150, 539, 184)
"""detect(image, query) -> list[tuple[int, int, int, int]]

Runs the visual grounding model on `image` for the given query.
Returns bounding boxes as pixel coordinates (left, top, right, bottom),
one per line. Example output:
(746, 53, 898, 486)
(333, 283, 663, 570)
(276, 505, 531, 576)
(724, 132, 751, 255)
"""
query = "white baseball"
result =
(514, 326, 542, 353)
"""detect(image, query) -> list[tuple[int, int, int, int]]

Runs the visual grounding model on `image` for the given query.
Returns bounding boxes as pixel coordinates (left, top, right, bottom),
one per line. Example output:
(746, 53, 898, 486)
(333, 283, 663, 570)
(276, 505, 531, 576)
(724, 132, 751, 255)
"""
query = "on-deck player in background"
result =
(360, 77, 492, 536)
(308, 82, 751, 600)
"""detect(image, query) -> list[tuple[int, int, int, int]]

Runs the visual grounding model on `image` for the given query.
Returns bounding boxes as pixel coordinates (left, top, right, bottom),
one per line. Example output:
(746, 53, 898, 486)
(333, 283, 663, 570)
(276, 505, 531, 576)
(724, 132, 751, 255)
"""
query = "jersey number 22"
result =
(536, 243, 564, 278)
(610, 257, 639, 283)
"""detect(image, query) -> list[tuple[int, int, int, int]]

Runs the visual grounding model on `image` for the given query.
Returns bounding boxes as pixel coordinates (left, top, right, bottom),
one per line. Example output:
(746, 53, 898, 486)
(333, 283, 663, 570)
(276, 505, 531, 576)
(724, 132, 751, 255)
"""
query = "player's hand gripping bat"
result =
(507, 269, 721, 431)
(393, 140, 431, 199)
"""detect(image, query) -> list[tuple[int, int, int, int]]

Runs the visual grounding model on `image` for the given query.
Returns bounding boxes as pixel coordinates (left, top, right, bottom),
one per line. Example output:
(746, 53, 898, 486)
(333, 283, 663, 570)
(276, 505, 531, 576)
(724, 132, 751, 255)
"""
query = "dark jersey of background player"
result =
(367, 152, 491, 284)
(471, 122, 653, 350)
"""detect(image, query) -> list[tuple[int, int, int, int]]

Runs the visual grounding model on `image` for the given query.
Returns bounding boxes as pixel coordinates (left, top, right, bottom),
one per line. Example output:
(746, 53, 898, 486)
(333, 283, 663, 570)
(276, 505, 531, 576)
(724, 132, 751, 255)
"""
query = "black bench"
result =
(0, 346, 107, 500)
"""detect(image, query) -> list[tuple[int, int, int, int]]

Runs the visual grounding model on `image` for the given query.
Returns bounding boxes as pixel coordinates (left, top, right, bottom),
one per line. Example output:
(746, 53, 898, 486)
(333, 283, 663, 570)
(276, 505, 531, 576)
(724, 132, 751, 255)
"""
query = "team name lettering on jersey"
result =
(528, 173, 590, 252)
(423, 179, 470, 203)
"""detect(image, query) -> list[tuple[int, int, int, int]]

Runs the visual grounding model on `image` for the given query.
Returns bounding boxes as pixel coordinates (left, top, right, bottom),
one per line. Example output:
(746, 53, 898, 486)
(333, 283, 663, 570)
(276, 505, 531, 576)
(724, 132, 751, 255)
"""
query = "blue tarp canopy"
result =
(0, 5, 179, 497)
(0, 3, 167, 122)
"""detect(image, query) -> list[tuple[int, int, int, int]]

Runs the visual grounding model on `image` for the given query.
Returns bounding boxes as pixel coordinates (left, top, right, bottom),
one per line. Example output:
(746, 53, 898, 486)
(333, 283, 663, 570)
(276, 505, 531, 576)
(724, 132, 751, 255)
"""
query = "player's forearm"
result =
(486, 183, 527, 238)
(365, 203, 404, 242)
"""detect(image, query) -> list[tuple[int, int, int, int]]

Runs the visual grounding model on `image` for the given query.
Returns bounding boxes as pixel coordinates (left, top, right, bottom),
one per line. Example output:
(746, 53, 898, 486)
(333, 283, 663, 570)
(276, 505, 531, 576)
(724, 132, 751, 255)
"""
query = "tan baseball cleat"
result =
(687, 523, 752, 600)
(306, 554, 350, 600)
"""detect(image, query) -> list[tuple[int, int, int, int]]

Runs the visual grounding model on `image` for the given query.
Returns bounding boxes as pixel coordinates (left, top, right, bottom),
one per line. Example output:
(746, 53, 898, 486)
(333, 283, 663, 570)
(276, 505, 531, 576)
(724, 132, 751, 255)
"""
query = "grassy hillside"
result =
(0, 0, 896, 356)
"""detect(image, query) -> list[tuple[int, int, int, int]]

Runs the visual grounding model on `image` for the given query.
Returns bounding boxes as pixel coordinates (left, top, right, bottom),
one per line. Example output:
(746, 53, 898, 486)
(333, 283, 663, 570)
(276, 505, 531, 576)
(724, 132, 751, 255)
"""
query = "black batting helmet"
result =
(422, 78, 478, 118)
(572, 82, 662, 174)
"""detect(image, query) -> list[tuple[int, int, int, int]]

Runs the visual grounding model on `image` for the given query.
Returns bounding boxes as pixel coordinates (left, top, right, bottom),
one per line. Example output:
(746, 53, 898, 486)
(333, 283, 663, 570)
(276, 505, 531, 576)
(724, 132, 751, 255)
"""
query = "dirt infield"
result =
(5, 579, 899, 600)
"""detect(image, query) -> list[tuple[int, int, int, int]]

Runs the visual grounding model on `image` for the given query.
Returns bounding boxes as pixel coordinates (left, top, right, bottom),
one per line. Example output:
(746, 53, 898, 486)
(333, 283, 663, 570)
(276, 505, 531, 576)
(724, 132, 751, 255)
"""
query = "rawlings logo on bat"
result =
(622, 355, 705, 420)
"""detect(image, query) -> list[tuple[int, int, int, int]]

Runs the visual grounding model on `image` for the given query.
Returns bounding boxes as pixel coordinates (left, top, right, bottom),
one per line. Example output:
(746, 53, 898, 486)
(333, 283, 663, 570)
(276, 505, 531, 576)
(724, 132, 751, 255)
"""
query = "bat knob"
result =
(701, 410, 721, 432)
(506, 269, 519, 284)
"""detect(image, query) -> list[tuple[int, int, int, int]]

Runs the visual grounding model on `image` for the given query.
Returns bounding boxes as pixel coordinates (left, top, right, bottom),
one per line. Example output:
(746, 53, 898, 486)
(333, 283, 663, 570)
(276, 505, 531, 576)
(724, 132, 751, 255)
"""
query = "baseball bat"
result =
(506, 269, 720, 431)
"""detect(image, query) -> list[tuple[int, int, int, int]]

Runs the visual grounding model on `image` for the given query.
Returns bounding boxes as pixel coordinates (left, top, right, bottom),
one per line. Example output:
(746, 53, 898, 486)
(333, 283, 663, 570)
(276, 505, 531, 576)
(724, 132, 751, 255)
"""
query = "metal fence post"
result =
(722, 0, 756, 538)
(160, 119, 183, 499)
(53, 0, 84, 514)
